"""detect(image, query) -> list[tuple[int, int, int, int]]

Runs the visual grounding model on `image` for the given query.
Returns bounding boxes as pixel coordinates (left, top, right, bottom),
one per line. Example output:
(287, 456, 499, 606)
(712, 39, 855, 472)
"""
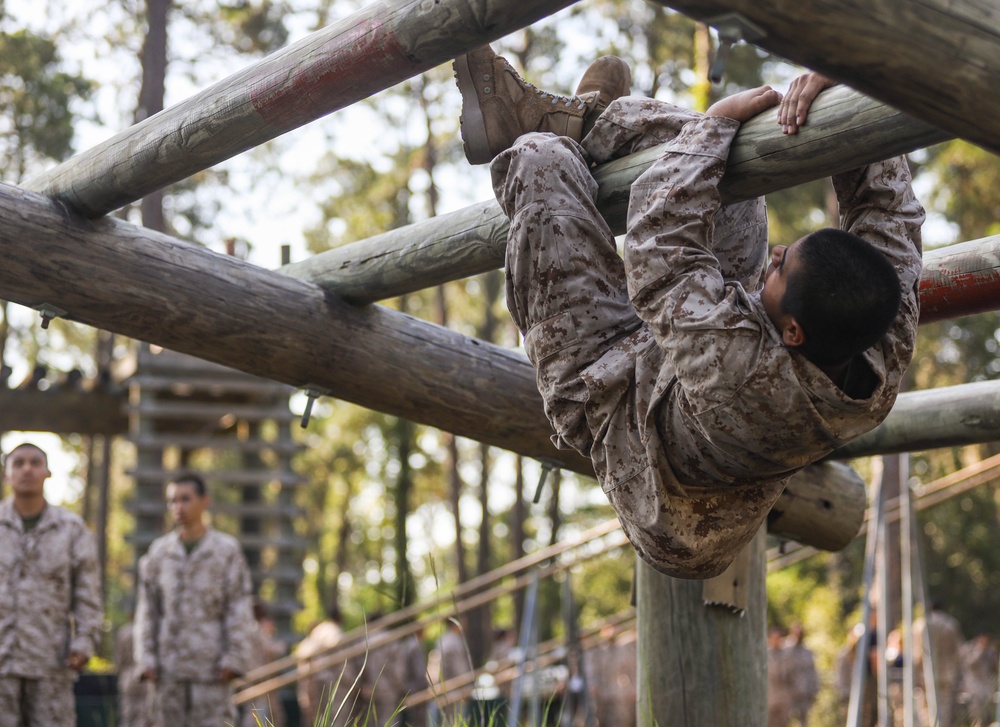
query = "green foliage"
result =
(926, 140, 1000, 239)
(0, 29, 93, 180)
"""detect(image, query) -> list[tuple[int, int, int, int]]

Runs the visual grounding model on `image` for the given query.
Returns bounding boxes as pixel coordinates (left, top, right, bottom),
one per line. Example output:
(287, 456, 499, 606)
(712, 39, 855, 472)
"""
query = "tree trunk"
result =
(137, 0, 170, 232)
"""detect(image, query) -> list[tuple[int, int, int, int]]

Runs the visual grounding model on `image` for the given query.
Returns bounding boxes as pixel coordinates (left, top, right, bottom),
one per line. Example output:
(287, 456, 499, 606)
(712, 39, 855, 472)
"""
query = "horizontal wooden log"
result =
(0, 182, 571, 466)
(0, 387, 127, 435)
(919, 235, 1000, 324)
(830, 380, 1000, 459)
(653, 0, 1000, 155)
(766, 461, 866, 551)
(22, 0, 579, 218)
(0, 181, 861, 550)
(281, 86, 949, 302)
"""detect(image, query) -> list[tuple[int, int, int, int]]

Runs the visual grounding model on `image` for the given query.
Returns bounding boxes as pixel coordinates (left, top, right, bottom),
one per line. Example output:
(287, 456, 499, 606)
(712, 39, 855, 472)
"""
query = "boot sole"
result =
(453, 53, 493, 165)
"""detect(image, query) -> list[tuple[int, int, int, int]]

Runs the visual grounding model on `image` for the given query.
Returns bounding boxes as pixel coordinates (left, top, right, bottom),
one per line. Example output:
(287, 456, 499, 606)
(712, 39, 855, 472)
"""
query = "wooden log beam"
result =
(651, 0, 1000, 156)
(831, 381, 1000, 460)
(919, 235, 1000, 324)
(0, 388, 127, 435)
(21, 0, 579, 218)
(0, 182, 569, 466)
(0, 180, 863, 552)
(281, 86, 949, 302)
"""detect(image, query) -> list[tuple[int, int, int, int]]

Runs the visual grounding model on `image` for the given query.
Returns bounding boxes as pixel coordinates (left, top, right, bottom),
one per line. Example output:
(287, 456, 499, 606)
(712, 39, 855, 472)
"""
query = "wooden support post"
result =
(651, 0, 1000, 155)
(637, 527, 767, 726)
(22, 0, 580, 218)
(281, 86, 949, 302)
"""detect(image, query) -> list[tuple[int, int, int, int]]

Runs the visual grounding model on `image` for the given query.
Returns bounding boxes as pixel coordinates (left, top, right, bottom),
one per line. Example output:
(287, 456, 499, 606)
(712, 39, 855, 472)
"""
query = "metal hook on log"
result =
(34, 303, 67, 330)
(533, 458, 561, 504)
(299, 385, 330, 428)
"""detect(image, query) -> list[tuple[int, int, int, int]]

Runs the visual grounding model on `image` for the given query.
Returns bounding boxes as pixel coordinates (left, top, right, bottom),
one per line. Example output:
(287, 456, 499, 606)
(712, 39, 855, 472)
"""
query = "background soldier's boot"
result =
(575, 55, 632, 137)
(454, 45, 600, 165)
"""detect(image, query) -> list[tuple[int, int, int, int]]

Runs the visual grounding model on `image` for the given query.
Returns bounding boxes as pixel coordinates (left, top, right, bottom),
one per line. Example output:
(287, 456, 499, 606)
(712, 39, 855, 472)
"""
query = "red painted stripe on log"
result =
(249, 18, 416, 131)
(919, 267, 1000, 324)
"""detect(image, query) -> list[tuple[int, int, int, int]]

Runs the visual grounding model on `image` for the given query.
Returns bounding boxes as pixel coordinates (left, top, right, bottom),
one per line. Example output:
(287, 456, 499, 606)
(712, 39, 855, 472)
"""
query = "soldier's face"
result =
(761, 239, 804, 331)
(166, 482, 208, 528)
(3, 445, 51, 498)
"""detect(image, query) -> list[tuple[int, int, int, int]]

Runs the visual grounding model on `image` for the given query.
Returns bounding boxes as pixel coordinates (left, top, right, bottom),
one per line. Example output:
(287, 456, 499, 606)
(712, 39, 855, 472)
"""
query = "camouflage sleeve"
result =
(134, 552, 160, 674)
(833, 156, 924, 295)
(833, 156, 924, 357)
(218, 547, 255, 675)
(624, 116, 739, 307)
(623, 116, 761, 405)
(69, 522, 103, 659)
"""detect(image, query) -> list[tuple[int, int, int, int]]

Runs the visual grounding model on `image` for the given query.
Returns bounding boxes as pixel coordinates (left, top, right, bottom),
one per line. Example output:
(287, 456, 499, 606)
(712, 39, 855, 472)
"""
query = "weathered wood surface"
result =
(0, 388, 127, 435)
(637, 529, 767, 727)
(654, 0, 1000, 155)
(3, 180, 1000, 548)
(0, 182, 569, 464)
(766, 461, 866, 551)
(281, 86, 949, 302)
(919, 235, 1000, 324)
(22, 0, 580, 218)
(831, 380, 1000, 459)
(0, 180, 867, 551)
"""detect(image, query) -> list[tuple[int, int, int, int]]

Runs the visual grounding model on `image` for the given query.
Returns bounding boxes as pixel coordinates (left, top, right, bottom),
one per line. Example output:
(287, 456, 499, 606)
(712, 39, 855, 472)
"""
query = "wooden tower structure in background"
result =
(127, 345, 305, 635)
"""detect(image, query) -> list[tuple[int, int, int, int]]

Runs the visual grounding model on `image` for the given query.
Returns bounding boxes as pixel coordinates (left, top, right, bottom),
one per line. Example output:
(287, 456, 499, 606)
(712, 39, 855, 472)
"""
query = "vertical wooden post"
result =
(636, 528, 767, 726)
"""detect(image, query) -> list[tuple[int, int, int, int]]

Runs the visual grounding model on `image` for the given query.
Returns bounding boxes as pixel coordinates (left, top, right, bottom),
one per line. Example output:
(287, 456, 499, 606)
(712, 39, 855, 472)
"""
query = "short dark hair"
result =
(781, 228, 901, 367)
(6, 442, 48, 465)
(169, 472, 207, 497)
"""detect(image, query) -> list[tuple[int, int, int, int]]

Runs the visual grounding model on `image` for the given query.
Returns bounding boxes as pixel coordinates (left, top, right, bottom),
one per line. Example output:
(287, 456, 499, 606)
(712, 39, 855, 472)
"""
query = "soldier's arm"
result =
(134, 553, 161, 678)
(218, 547, 255, 678)
(68, 523, 103, 668)
(779, 72, 924, 293)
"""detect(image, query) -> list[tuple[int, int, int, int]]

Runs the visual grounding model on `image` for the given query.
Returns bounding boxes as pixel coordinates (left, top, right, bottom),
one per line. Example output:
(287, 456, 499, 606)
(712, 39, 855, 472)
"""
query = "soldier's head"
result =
(761, 228, 902, 367)
(3, 443, 51, 500)
(165, 472, 209, 529)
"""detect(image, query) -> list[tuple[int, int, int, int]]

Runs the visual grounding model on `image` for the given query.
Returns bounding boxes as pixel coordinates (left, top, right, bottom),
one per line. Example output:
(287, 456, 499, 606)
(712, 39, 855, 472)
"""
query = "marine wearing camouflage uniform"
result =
(494, 96, 923, 577)
(0, 499, 102, 727)
(135, 527, 255, 727)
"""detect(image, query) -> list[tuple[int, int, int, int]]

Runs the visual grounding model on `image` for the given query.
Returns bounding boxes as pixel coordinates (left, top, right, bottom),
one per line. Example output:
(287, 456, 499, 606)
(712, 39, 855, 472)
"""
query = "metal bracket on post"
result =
(299, 385, 330, 428)
(706, 12, 766, 84)
(532, 458, 560, 504)
(34, 303, 67, 330)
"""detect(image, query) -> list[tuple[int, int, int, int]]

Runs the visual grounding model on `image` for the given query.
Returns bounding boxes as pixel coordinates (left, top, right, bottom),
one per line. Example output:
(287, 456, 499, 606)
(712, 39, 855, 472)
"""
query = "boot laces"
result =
(531, 84, 586, 109)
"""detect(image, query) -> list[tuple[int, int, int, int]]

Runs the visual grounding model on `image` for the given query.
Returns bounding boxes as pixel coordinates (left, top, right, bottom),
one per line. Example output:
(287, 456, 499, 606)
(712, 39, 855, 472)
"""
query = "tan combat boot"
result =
(455, 45, 601, 165)
(576, 55, 632, 111)
(576, 55, 631, 136)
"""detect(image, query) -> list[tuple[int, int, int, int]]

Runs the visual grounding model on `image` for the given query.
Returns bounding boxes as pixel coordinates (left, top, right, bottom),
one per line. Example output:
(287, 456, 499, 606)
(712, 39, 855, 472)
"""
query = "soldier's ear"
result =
(782, 318, 806, 347)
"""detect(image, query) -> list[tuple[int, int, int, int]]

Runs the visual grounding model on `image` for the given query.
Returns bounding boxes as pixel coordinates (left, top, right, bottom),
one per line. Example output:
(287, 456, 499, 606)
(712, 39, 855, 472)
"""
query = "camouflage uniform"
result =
(914, 609, 964, 727)
(959, 635, 997, 727)
(134, 527, 255, 727)
(767, 642, 794, 727)
(436, 626, 472, 724)
(785, 641, 819, 725)
(363, 633, 428, 727)
(0, 499, 102, 727)
(115, 622, 152, 727)
(493, 96, 923, 578)
(296, 620, 364, 727)
(241, 625, 286, 727)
